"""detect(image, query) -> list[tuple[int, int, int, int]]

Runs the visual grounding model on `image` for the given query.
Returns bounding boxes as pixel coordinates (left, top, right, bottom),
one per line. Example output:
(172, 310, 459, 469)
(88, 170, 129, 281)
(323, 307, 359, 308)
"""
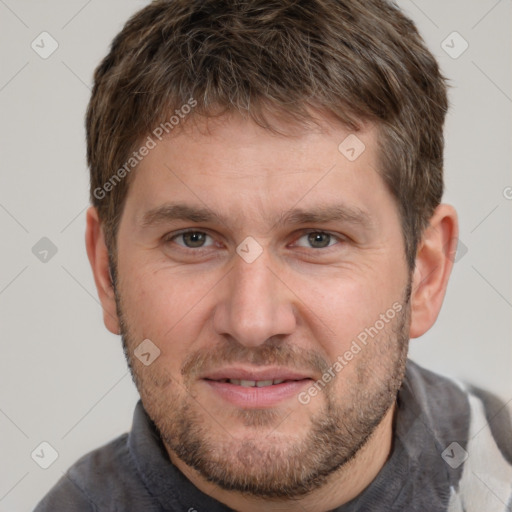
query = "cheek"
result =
(292, 269, 401, 352)
(118, 266, 216, 356)
(119, 272, 201, 342)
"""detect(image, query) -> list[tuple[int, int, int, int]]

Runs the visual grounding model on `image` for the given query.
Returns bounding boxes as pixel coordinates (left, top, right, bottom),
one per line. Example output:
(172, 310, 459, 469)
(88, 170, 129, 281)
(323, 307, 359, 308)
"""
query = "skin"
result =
(86, 111, 458, 512)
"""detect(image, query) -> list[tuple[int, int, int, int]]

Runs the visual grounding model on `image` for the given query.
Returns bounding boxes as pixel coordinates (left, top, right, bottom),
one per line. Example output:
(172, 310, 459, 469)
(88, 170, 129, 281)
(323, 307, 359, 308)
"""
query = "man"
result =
(35, 0, 512, 510)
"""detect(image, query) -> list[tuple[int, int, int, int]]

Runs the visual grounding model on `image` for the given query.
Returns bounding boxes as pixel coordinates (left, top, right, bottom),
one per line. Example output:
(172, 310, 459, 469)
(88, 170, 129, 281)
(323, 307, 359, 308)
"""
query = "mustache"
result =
(181, 340, 331, 381)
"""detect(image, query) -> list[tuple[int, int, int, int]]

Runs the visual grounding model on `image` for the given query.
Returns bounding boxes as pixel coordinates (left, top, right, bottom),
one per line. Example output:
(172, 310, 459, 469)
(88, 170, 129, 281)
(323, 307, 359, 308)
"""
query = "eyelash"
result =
(163, 229, 345, 253)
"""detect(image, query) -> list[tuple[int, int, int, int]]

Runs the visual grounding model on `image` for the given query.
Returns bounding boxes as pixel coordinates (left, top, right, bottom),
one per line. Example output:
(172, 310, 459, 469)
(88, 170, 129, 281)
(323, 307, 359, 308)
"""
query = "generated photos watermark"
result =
(93, 97, 197, 200)
(298, 301, 403, 405)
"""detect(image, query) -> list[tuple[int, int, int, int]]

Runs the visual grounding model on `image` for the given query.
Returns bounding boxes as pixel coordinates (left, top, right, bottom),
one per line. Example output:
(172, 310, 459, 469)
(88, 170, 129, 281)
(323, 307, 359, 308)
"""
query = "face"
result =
(113, 112, 411, 498)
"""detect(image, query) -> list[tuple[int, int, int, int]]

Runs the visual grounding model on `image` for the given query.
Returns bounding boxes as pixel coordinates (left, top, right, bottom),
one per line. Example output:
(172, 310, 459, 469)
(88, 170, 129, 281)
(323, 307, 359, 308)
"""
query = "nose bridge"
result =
(233, 255, 276, 313)
(213, 250, 296, 346)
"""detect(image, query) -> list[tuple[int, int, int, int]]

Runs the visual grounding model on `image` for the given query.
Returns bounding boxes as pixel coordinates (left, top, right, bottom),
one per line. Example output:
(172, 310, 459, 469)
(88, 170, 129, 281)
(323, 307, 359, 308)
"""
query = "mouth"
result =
(201, 368, 314, 408)
(209, 378, 296, 387)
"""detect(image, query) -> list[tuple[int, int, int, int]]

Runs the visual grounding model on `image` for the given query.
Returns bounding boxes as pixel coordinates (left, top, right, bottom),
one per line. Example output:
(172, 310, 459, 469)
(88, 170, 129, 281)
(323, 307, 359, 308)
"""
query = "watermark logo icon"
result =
(441, 442, 468, 469)
(31, 32, 59, 59)
(32, 237, 58, 263)
(441, 32, 469, 59)
(134, 339, 161, 366)
(31, 441, 59, 469)
(444, 237, 468, 263)
(338, 134, 366, 161)
(236, 236, 263, 263)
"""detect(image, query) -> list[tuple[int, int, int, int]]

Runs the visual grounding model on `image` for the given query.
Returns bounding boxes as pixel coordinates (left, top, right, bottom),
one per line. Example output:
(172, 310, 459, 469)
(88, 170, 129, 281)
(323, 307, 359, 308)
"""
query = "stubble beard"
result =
(116, 285, 411, 499)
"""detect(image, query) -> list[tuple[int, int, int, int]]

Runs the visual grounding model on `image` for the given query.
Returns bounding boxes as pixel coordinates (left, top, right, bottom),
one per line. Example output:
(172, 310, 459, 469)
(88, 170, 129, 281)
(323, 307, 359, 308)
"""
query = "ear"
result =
(85, 206, 120, 335)
(409, 204, 458, 339)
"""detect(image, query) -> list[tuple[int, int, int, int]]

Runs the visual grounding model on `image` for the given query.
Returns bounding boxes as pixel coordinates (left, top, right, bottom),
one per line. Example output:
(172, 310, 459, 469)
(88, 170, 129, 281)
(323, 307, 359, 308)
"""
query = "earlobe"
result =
(409, 204, 458, 339)
(85, 206, 121, 335)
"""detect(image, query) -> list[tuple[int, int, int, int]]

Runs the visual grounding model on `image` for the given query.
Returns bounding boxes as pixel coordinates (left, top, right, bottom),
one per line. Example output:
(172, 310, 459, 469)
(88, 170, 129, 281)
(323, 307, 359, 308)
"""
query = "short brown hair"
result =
(87, 0, 448, 270)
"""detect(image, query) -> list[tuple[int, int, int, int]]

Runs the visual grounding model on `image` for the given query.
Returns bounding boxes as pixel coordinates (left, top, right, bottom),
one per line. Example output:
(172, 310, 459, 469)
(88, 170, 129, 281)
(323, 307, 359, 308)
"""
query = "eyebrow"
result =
(140, 202, 373, 230)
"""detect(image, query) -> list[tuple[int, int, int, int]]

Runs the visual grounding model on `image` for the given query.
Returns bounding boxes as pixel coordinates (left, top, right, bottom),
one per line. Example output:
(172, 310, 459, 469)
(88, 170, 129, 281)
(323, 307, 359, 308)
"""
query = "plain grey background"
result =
(0, 1, 510, 510)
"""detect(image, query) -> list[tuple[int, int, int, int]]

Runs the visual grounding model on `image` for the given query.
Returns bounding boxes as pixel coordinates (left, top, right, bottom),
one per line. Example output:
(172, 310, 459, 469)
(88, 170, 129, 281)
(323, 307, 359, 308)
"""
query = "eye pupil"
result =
(183, 232, 206, 247)
(308, 232, 330, 248)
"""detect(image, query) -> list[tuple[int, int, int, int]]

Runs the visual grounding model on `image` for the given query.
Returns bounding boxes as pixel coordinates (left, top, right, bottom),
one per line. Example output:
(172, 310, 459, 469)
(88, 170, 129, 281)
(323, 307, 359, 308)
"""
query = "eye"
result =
(294, 231, 341, 249)
(166, 230, 215, 249)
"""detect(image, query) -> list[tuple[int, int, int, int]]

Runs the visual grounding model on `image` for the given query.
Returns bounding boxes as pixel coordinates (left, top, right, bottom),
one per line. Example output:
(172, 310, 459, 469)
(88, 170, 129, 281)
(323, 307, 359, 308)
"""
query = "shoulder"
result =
(34, 433, 147, 512)
(34, 471, 98, 512)
(405, 360, 512, 511)
(465, 384, 512, 464)
(406, 360, 512, 461)
(451, 384, 512, 511)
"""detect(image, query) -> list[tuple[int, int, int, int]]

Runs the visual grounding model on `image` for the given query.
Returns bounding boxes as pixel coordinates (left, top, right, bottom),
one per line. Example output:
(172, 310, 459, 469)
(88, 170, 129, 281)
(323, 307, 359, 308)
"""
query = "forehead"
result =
(121, 112, 397, 233)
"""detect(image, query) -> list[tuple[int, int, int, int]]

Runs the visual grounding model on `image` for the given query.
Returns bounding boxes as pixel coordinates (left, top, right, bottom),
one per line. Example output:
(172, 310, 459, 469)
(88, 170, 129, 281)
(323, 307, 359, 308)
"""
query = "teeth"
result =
(256, 380, 273, 388)
(227, 379, 287, 387)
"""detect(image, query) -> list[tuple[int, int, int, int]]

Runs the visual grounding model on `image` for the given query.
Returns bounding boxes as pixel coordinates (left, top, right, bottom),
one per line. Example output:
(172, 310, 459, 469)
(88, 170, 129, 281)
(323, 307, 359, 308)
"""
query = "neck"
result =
(165, 402, 396, 512)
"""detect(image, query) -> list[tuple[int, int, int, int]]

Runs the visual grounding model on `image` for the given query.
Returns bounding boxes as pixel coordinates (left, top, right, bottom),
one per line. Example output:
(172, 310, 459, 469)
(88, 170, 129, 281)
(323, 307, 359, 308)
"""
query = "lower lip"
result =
(203, 379, 312, 408)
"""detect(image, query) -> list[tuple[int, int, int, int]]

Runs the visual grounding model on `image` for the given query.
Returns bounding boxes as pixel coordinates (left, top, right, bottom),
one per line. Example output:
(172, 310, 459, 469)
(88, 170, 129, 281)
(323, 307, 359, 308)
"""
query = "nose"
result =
(212, 249, 297, 347)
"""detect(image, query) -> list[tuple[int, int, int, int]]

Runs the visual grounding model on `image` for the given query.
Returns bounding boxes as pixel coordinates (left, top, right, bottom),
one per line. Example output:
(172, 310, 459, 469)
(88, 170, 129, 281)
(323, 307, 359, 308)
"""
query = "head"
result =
(86, 0, 458, 501)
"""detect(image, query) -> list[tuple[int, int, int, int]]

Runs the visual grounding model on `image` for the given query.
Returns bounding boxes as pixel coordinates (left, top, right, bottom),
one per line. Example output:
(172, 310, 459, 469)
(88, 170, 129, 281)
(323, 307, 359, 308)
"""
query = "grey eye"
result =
(173, 231, 213, 248)
(295, 232, 337, 249)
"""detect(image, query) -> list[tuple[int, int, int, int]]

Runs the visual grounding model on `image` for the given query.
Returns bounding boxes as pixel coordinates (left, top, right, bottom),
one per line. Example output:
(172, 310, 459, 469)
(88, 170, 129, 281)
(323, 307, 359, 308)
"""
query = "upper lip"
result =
(202, 367, 313, 382)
